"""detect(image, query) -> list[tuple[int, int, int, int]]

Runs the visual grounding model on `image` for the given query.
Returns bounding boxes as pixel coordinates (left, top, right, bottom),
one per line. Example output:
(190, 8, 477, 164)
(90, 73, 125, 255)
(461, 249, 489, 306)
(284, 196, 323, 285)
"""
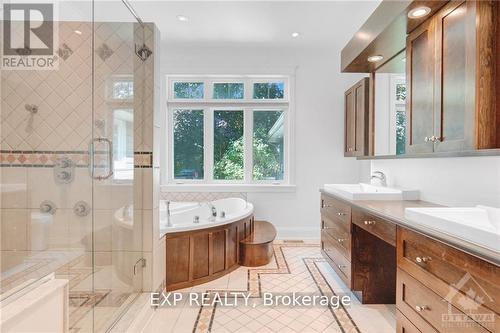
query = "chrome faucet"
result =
(202, 201, 217, 221)
(371, 171, 387, 186)
(165, 201, 172, 227)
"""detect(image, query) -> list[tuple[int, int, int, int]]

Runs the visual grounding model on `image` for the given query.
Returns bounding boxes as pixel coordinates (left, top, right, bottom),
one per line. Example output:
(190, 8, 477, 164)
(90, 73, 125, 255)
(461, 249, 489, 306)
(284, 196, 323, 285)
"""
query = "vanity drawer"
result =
(321, 194, 351, 225)
(322, 230, 351, 287)
(396, 310, 437, 333)
(398, 227, 500, 317)
(397, 269, 491, 333)
(321, 219, 351, 260)
(352, 208, 396, 246)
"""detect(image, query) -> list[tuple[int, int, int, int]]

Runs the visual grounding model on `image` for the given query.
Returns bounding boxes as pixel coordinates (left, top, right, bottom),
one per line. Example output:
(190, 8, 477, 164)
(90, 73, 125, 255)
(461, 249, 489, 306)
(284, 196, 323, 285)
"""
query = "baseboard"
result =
(275, 227, 320, 240)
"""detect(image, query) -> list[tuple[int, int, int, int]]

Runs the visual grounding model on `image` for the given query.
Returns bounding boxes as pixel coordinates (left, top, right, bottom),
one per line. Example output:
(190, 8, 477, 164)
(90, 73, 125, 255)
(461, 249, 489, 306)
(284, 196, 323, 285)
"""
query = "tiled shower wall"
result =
(0, 21, 160, 294)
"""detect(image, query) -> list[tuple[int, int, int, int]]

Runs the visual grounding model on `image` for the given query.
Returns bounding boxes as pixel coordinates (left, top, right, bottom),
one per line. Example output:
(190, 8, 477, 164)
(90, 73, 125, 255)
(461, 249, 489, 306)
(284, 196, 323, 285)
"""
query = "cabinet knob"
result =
(337, 238, 346, 243)
(415, 305, 428, 312)
(424, 136, 429, 142)
(337, 212, 346, 216)
(430, 135, 439, 142)
(364, 220, 376, 225)
(337, 264, 347, 269)
(415, 256, 431, 263)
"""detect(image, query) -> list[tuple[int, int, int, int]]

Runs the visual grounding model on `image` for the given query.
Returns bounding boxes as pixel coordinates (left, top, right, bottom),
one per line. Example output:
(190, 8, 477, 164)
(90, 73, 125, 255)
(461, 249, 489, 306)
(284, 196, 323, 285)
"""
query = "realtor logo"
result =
(442, 272, 495, 330)
(2, 3, 58, 69)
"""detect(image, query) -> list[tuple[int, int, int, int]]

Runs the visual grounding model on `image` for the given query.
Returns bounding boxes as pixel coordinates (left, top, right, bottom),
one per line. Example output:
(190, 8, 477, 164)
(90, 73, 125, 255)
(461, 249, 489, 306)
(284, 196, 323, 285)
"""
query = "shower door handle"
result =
(89, 138, 114, 180)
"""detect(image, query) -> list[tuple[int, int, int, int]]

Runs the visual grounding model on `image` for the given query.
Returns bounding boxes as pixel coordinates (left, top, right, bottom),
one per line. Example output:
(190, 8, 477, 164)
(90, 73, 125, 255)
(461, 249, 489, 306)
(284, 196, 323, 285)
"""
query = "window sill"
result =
(160, 184, 296, 193)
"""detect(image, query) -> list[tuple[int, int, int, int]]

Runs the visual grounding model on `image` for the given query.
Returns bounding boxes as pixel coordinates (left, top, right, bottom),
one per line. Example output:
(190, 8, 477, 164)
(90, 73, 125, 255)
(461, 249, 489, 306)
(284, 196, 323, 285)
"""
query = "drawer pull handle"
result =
(337, 212, 346, 216)
(337, 238, 346, 243)
(324, 204, 333, 208)
(415, 256, 431, 263)
(415, 305, 428, 312)
(364, 220, 376, 225)
(337, 264, 347, 269)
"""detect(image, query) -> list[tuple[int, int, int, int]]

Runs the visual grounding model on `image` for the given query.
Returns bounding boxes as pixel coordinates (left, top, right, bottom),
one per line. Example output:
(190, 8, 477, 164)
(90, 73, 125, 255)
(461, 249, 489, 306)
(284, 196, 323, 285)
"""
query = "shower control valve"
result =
(73, 201, 91, 217)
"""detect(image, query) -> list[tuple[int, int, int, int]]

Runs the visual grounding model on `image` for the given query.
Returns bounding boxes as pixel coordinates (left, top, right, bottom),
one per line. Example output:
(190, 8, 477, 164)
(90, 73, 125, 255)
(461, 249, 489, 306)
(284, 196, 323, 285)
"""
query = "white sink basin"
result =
(405, 206, 500, 253)
(323, 183, 419, 201)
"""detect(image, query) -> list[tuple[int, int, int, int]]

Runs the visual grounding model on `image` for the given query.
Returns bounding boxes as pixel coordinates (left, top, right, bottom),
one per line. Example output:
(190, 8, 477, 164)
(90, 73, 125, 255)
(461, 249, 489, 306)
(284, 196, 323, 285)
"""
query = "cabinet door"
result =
(344, 78, 369, 157)
(434, 1, 475, 152)
(166, 236, 190, 286)
(354, 79, 369, 155)
(344, 87, 356, 156)
(406, 19, 436, 154)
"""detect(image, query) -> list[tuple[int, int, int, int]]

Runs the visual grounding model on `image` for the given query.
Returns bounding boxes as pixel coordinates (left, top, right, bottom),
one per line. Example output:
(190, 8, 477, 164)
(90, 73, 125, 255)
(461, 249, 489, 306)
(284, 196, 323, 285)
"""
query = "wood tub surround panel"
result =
(166, 236, 190, 286)
(166, 217, 254, 291)
(165, 217, 278, 290)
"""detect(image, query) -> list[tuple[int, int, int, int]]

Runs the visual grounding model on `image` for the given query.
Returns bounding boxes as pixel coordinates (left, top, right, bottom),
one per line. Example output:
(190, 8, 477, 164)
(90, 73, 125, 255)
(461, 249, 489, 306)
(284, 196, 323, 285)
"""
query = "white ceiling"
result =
(130, 1, 381, 50)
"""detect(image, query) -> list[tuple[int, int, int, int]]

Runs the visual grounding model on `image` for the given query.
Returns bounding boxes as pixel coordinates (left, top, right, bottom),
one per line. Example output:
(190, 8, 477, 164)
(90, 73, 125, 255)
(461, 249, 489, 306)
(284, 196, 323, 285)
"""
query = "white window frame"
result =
(163, 75, 295, 191)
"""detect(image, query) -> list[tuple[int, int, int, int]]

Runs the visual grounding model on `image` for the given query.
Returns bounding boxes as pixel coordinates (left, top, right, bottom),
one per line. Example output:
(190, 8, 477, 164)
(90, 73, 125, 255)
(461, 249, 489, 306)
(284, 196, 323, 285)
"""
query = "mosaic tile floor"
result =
(144, 241, 396, 333)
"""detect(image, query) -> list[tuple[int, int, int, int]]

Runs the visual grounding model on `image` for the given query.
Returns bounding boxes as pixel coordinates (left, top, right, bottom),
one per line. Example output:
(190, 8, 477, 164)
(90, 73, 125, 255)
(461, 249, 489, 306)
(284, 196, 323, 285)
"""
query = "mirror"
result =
(374, 51, 407, 156)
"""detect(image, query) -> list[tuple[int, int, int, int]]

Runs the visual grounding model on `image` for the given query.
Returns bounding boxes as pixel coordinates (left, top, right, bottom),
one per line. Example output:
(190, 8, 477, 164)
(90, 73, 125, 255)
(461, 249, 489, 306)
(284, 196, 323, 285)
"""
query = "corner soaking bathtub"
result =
(160, 197, 254, 235)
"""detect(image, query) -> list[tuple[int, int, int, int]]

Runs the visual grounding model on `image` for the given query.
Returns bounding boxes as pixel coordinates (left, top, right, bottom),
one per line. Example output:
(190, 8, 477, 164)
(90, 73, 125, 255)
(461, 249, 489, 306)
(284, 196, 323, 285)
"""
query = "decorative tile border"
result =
(192, 243, 361, 333)
(134, 151, 153, 168)
(160, 192, 247, 202)
(0, 150, 88, 167)
(0, 150, 152, 168)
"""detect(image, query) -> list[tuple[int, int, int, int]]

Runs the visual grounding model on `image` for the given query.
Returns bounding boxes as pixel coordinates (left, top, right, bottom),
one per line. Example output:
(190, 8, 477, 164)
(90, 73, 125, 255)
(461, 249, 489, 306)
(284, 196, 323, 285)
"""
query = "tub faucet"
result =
(206, 202, 217, 221)
(371, 171, 387, 187)
(166, 201, 172, 227)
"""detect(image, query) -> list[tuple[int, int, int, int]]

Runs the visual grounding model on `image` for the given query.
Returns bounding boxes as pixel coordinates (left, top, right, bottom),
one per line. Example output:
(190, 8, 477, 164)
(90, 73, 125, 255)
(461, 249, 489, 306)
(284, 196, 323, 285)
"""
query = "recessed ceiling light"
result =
(367, 55, 384, 62)
(291, 32, 300, 38)
(177, 15, 188, 22)
(74, 30, 82, 35)
(408, 6, 431, 19)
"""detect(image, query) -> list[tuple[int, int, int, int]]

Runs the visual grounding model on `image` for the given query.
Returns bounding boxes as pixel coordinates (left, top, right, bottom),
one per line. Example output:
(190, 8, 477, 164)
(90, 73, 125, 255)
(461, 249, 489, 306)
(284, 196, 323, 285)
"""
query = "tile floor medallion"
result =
(186, 242, 361, 333)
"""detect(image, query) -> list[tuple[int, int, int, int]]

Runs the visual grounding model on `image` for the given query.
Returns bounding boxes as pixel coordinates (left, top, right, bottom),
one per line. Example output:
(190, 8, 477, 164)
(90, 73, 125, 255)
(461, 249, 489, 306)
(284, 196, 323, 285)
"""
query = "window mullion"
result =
(205, 108, 214, 183)
(244, 107, 253, 183)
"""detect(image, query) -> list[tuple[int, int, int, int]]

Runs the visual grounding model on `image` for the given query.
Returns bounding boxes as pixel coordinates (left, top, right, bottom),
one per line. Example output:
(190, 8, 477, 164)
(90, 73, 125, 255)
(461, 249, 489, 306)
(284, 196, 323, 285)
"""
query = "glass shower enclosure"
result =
(1, 0, 149, 331)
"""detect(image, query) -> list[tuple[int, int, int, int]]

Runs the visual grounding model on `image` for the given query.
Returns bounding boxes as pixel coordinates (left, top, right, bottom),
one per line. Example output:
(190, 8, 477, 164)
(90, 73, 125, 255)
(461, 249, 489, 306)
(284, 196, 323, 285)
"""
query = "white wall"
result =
(161, 44, 367, 238)
(371, 157, 500, 207)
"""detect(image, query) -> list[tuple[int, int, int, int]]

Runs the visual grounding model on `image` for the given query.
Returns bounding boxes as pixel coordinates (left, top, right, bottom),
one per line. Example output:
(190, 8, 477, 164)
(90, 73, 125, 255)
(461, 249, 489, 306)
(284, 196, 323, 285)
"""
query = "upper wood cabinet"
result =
(344, 78, 370, 157)
(406, 0, 499, 153)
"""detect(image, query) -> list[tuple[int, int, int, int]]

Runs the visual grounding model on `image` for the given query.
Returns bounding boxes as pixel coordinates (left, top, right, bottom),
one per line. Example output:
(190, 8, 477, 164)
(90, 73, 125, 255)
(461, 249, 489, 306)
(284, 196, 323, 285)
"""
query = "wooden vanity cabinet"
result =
(406, 0, 499, 153)
(320, 194, 353, 287)
(344, 78, 370, 157)
(397, 227, 500, 333)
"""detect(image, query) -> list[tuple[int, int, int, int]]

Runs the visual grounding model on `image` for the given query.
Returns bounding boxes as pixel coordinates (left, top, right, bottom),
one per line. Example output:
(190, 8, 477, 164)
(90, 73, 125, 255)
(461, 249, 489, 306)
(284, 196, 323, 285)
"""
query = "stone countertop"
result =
(320, 188, 500, 266)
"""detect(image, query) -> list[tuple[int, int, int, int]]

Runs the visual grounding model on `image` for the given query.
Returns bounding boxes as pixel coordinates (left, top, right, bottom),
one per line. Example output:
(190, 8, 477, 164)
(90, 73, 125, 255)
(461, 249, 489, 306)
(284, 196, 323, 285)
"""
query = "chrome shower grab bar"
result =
(89, 138, 114, 180)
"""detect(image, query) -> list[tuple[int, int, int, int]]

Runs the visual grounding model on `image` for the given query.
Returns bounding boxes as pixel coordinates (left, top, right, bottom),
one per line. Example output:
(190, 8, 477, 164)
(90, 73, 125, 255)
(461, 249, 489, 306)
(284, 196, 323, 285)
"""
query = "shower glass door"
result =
(90, 1, 144, 331)
(0, 1, 143, 331)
